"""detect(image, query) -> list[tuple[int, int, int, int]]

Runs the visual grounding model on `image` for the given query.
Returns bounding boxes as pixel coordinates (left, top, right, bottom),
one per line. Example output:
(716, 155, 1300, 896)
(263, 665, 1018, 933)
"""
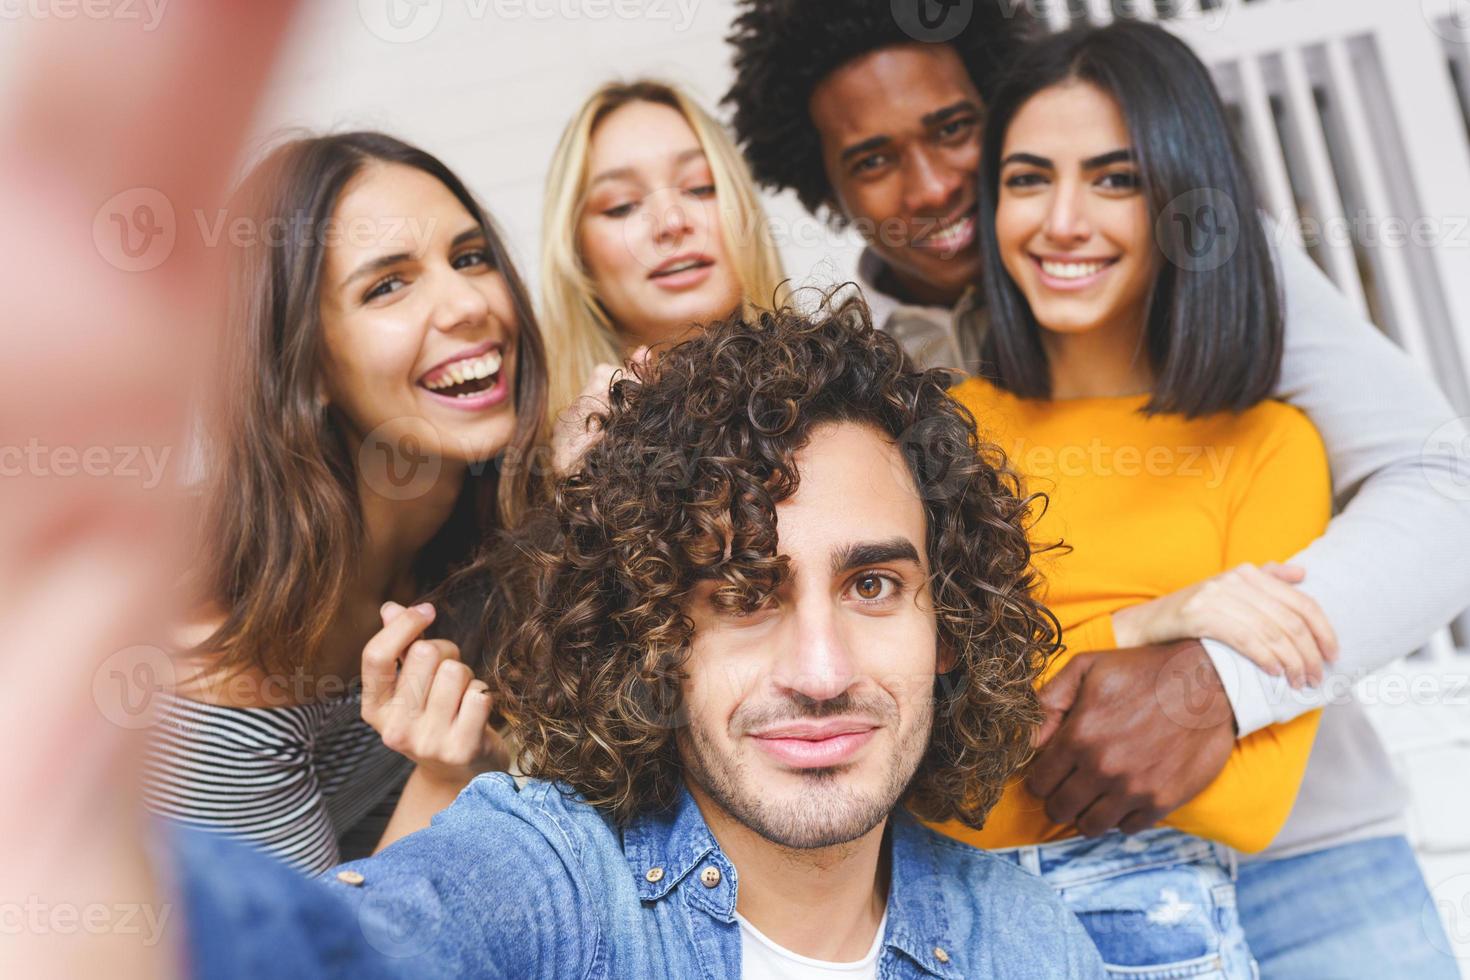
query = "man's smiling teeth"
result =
(423, 349, 502, 391)
(921, 214, 975, 249)
(1040, 258, 1112, 280)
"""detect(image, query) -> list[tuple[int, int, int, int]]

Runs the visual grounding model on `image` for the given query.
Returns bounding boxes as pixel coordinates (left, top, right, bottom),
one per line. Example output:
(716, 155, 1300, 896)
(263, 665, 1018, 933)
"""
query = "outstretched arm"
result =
(0, 5, 298, 978)
(1206, 235, 1470, 736)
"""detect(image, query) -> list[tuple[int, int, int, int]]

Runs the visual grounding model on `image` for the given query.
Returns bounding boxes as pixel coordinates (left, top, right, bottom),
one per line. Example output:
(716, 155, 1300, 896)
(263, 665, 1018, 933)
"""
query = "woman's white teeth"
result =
(424, 349, 502, 391)
(657, 259, 706, 276)
(1041, 259, 1111, 280)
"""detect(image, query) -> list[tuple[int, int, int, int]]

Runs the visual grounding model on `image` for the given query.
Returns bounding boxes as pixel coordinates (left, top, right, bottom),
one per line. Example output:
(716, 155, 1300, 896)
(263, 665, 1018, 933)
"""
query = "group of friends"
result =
(85, 3, 1470, 978)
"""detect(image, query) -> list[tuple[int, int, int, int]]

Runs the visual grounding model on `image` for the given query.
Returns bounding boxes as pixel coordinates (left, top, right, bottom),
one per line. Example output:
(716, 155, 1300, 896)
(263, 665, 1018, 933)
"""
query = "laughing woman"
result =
(540, 80, 787, 468)
(936, 24, 1333, 978)
(142, 132, 548, 873)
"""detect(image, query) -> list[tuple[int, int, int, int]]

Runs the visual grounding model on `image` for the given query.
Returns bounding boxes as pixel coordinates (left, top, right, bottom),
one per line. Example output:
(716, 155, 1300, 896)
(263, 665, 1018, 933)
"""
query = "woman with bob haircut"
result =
(539, 79, 787, 467)
(143, 131, 549, 874)
(937, 21, 1353, 978)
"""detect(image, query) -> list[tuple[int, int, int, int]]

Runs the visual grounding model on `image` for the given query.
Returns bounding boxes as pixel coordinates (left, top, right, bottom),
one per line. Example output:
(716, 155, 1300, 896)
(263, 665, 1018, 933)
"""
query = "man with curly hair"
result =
(724, 5, 1470, 978)
(162, 298, 1105, 978)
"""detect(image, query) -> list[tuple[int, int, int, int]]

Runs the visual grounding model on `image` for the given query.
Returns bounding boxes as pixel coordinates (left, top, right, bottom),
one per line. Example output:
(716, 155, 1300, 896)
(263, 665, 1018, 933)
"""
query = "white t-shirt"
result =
(736, 910, 887, 980)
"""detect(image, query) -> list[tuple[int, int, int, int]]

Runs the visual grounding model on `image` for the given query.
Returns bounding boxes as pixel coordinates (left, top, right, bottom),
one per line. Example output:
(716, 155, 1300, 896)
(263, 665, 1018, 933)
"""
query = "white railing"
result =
(1048, 0, 1470, 666)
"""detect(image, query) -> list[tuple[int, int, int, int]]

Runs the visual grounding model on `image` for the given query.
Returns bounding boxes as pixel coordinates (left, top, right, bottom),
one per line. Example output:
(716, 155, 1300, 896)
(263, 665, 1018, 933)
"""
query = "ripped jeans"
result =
(991, 827, 1257, 979)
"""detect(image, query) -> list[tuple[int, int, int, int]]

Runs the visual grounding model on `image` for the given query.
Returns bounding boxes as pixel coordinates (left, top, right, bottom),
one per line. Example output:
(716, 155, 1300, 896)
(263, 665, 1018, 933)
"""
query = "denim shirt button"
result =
(644, 867, 665, 884)
(335, 870, 365, 887)
(699, 866, 722, 888)
(933, 946, 950, 964)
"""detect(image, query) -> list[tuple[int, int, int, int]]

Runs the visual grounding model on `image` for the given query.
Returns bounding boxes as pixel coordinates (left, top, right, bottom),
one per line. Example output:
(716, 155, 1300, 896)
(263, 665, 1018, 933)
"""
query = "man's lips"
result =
(748, 720, 879, 769)
(912, 210, 978, 253)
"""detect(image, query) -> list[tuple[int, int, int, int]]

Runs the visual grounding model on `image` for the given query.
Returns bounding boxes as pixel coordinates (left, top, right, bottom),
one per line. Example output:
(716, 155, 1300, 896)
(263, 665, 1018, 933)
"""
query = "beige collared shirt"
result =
(855, 247, 986, 375)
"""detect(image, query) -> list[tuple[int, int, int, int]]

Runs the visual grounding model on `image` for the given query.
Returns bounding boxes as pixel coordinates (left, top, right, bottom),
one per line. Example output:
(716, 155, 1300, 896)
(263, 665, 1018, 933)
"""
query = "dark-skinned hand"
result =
(1025, 640, 1238, 838)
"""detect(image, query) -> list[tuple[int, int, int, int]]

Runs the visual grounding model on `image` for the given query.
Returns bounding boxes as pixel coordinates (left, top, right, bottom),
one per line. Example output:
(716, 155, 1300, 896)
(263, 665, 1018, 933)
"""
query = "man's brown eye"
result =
(855, 575, 884, 600)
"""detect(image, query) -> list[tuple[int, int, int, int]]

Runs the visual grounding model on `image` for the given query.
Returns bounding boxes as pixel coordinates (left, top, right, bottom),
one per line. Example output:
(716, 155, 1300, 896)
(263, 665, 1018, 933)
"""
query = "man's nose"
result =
(771, 602, 858, 703)
(901, 146, 963, 217)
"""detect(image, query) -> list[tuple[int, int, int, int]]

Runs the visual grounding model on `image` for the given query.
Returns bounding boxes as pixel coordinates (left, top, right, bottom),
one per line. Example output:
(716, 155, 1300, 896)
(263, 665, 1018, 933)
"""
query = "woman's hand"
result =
(550, 347, 649, 476)
(360, 601, 508, 783)
(1110, 562, 1338, 688)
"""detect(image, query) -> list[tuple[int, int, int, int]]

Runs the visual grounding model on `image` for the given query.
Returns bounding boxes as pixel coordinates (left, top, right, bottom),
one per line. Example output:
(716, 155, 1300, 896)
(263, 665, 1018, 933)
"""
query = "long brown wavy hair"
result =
(193, 132, 547, 678)
(484, 291, 1059, 828)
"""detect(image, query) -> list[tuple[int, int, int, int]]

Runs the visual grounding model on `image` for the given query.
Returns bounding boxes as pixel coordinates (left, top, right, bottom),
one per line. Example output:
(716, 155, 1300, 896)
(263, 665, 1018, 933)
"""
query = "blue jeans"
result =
(1236, 834, 1461, 979)
(994, 828, 1256, 979)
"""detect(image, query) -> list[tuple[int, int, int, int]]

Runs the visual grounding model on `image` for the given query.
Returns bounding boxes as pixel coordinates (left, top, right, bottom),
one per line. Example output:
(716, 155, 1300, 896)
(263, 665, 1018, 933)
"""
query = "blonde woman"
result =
(540, 79, 787, 467)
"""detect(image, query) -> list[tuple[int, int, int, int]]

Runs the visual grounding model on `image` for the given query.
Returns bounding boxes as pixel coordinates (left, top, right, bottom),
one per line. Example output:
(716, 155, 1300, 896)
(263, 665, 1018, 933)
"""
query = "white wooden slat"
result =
(1087, 0, 1116, 27)
(1045, 0, 1075, 32)
(1127, 0, 1160, 23)
(1320, 30, 1457, 688)
(1278, 47, 1372, 316)
(1426, 628, 1461, 664)
(1320, 40, 1436, 362)
(1170, 0, 1203, 18)
(1234, 54, 1303, 245)
(1359, 13, 1470, 400)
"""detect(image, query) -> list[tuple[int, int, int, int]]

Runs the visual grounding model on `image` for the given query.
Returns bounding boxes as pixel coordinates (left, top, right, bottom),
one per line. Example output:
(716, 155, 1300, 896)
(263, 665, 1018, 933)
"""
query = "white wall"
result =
(252, 0, 867, 298)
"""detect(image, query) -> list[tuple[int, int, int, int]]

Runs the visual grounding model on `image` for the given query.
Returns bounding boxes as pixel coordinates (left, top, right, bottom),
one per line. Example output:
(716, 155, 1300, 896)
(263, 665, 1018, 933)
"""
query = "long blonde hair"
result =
(540, 79, 787, 423)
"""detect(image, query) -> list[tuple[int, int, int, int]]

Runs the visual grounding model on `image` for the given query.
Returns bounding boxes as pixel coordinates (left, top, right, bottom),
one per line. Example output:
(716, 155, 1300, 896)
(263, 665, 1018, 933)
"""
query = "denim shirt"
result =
(174, 773, 1104, 979)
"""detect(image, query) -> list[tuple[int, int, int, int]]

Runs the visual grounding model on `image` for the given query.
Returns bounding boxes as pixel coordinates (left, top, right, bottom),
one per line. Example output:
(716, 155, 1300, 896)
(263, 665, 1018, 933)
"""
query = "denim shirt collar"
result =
(621, 789, 963, 979)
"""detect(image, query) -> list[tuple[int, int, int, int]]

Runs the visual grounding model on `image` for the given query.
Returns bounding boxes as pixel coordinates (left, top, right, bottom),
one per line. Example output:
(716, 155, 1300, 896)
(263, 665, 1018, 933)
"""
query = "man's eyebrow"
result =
(830, 538, 923, 576)
(920, 100, 981, 128)
(839, 101, 980, 165)
(840, 134, 892, 165)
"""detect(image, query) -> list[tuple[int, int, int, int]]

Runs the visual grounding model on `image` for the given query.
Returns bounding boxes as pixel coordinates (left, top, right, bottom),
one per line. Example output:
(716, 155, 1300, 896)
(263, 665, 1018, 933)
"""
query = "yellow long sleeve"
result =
(936, 379, 1328, 853)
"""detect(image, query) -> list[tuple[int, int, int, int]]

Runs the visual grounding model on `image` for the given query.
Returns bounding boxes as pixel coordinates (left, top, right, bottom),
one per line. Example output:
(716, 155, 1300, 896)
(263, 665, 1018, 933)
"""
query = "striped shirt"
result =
(142, 686, 413, 874)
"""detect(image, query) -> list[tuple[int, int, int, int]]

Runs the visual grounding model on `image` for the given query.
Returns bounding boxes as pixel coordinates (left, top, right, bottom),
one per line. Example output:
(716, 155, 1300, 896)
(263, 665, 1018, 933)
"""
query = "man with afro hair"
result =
(724, 0, 1029, 369)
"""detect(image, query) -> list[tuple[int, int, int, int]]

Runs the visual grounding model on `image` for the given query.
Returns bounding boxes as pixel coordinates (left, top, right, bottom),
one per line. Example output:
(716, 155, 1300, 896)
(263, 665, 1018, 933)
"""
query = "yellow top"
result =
(937, 377, 1328, 854)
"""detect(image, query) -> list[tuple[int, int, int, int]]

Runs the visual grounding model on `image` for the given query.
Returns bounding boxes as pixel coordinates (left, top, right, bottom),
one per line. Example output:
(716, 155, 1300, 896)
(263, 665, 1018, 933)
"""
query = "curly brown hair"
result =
(483, 292, 1058, 828)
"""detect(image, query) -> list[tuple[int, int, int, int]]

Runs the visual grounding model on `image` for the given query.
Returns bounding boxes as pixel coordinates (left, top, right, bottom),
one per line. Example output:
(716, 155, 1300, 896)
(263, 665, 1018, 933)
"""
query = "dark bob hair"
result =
(977, 21, 1283, 417)
(482, 292, 1059, 827)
